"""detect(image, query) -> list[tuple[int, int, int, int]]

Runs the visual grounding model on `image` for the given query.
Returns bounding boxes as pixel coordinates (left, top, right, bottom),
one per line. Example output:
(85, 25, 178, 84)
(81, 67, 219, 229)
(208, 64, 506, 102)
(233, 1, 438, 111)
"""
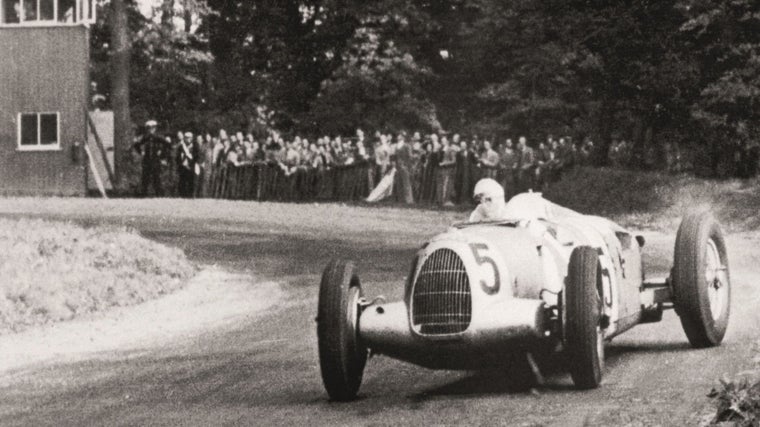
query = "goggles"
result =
(474, 194, 494, 204)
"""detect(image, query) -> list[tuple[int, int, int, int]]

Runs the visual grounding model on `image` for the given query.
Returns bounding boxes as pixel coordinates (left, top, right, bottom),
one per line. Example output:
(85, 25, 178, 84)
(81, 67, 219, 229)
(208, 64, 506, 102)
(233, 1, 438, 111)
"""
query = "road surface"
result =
(0, 198, 758, 426)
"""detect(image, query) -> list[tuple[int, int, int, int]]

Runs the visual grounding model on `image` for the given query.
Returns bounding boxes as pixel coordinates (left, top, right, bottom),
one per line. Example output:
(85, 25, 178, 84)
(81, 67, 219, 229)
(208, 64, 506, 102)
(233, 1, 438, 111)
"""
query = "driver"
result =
(468, 178, 509, 222)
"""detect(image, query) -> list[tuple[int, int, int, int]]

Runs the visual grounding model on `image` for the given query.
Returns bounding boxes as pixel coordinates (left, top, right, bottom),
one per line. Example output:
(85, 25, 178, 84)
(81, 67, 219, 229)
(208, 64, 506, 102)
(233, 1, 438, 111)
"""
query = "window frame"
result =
(17, 111, 61, 152)
(0, 0, 95, 27)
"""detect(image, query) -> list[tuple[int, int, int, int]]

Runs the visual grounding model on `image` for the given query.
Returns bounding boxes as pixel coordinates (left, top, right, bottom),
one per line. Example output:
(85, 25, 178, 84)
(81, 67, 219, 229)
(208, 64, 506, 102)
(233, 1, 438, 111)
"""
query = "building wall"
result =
(0, 25, 88, 196)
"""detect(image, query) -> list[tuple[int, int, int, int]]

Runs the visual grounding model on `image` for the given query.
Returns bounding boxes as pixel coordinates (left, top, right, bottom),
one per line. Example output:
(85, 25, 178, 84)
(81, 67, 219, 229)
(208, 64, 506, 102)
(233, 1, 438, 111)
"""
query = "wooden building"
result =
(0, 0, 96, 196)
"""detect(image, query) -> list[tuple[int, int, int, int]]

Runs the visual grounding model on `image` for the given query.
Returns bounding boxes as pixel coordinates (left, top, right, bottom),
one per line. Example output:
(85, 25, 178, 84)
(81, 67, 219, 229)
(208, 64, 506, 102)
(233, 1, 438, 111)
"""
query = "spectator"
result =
(412, 132, 423, 153)
(535, 140, 553, 189)
(393, 132, 414, 204)
(455, 138, 476, 204)
(133, 120, 170, 197)
(177, 131, 199, 198)
(148, 124, 631, 202)
(373, 134, 391, 182)
(547, 139, 563, 182)
(195, 134, 212, 198)
(499, 138, 518, 199)
(478, 139, 500, 180)
(284, 139, 301, 174)
(559, 137, 576, 171)
(517, 136, 536, 191)
(436, 136, 456, 206)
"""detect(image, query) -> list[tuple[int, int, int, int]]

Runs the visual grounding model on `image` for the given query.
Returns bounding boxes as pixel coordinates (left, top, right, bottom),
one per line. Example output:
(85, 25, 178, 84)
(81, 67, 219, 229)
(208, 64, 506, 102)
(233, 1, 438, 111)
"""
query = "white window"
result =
(17, 112, 60, 151)
(0, 0, 94, 25)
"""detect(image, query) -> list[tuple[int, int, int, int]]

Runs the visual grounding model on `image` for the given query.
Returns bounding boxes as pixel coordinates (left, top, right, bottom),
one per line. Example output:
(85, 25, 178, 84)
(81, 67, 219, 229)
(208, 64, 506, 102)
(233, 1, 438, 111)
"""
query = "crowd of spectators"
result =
(132, 123, 603, 204)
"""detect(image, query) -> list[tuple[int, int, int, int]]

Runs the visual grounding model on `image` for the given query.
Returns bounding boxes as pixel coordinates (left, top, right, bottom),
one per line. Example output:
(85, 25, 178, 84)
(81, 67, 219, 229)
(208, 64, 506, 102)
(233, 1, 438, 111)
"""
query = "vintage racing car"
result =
(316, 193, 730, 401)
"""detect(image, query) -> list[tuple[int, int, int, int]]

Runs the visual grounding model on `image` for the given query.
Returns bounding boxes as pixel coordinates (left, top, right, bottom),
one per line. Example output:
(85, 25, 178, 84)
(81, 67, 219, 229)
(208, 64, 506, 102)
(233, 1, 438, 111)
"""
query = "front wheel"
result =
(317, 259, 368, 401)
(564, 246, 604, 389)
(672, 211, 730, 348)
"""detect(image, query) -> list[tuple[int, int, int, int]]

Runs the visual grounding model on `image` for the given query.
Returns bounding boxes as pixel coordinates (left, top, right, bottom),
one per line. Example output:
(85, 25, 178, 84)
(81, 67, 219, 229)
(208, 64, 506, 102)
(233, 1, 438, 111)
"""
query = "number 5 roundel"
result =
(469, 243, 501, 295)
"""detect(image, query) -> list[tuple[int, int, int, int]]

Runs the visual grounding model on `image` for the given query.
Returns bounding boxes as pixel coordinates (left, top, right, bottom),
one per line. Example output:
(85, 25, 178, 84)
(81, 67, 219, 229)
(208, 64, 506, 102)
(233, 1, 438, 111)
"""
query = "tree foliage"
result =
(92, 0, 213, 130)
(681, 0, 760, 143)
(98, 0, 760, 176)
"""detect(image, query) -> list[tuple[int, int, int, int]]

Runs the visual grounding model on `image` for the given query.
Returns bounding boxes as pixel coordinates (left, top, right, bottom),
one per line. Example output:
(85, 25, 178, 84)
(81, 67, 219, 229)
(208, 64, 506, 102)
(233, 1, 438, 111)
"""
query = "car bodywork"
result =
(316, 192, 730, 400)
(360, 193, 656, 369)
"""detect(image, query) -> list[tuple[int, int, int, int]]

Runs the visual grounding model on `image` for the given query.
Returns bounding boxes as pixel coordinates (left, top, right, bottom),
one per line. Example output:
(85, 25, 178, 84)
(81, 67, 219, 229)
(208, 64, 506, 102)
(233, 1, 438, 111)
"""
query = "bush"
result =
(0, 218, 195, 334)
(705, 377, 760, 426)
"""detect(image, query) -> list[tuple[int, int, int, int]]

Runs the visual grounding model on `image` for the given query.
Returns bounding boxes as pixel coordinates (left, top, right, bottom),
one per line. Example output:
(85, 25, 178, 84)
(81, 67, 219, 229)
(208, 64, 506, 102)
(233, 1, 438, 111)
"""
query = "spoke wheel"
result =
(673, 212, 731, 348)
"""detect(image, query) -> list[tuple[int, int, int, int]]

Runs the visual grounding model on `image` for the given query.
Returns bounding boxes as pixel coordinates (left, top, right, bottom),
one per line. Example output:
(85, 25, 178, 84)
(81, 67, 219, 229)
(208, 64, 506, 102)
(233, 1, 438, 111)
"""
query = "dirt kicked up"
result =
(0, 196, 757, 425)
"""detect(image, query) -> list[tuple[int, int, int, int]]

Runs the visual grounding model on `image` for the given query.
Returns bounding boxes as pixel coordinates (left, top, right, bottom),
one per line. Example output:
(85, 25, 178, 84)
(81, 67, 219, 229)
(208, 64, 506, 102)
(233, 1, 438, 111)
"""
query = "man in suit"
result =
(133, 120, 170, 197)
(499, 138, 518, 199)
(177, 131, 199, 198)
(517, 136, 536, 192)
(393, 132, 414, 204)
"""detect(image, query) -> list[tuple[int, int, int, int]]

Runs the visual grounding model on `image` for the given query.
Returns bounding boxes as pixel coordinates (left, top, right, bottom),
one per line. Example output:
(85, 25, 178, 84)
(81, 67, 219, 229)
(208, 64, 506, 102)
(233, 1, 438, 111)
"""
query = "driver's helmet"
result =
(473, 178, 504, 201)
(472, 178, 506, 220)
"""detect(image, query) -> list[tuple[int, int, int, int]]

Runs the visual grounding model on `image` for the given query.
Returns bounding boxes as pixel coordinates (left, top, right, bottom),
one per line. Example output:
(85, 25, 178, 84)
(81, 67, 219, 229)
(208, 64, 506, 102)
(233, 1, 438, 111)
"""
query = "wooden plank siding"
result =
(0, 25, 88, 196)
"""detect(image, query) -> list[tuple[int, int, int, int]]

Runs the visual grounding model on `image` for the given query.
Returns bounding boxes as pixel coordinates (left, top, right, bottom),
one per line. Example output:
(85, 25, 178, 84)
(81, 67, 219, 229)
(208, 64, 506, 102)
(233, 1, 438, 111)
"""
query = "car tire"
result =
(317, 259, 368, 401)
(565, 246, 604, 389)
(672, 211, 730, 348)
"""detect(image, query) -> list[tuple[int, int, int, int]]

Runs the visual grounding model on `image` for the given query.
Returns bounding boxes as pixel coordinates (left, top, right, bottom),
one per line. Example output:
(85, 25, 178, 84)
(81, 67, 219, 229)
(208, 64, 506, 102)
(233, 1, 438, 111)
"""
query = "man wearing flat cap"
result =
(133, 120, 170, 197)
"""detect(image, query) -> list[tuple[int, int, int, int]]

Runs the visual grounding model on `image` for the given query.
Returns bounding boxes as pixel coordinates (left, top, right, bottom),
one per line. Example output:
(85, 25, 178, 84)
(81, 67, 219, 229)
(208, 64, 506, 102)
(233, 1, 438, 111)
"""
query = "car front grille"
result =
(411, 248, 472, 335)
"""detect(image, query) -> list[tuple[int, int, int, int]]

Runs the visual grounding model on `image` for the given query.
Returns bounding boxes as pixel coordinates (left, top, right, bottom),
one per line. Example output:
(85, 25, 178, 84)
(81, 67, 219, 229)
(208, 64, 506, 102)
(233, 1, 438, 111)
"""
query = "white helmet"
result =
(471, 178, 506, 221)
(473, 178, 504, 201)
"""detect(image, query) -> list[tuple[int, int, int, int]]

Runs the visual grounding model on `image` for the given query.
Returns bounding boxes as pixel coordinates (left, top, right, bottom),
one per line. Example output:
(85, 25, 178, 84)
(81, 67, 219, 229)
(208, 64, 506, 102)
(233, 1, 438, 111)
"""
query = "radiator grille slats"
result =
(412, 248, 471, 335)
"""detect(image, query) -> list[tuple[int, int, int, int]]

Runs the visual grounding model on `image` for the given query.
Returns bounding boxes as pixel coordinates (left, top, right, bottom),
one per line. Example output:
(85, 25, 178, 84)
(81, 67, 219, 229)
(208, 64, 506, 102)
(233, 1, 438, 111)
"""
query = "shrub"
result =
(705, 377, 760, 426)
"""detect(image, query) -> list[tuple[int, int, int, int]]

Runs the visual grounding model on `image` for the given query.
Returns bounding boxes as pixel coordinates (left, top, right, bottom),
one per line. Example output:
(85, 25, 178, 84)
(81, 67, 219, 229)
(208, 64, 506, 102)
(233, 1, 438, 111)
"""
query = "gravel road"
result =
(0, 198, 757, 426)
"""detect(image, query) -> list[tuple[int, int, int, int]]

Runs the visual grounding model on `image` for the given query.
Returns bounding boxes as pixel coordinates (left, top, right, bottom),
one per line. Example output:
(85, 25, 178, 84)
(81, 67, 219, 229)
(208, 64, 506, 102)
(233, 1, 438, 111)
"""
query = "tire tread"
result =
(566, 246, 603, 389)
(672, 212, 730, 348)
(317, 259, 366, 401)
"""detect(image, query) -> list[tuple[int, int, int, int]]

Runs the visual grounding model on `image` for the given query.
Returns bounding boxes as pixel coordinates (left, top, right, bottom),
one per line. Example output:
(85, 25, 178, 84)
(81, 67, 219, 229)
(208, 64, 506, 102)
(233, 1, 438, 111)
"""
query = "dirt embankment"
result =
(0, 218, 195, 334)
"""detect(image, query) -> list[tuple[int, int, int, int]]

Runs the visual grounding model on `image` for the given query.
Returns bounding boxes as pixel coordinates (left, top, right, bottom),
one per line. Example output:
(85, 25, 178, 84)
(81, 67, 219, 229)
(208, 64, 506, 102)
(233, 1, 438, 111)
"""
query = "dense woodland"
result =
(93, 0, 760, 181)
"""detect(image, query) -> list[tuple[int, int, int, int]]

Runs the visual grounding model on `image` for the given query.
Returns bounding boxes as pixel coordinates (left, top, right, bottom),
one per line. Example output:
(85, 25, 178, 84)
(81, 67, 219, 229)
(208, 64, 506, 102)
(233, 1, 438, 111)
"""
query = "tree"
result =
(308, 26, 438, 134)
(202, 1, 359, 131)
(110, 0, 131, 189)
(680, 0, 760, 176)
(92, 0, 213, 131)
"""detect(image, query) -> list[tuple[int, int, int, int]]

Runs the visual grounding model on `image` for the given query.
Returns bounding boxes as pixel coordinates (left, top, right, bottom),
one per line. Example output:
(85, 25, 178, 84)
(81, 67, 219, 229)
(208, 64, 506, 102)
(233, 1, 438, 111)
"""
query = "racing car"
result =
(316, 193, 730, 401)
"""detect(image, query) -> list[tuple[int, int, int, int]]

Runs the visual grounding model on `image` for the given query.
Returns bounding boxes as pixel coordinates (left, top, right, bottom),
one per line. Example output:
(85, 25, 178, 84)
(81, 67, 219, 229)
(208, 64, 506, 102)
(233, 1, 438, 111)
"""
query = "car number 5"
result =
(469, 243, 500, 295)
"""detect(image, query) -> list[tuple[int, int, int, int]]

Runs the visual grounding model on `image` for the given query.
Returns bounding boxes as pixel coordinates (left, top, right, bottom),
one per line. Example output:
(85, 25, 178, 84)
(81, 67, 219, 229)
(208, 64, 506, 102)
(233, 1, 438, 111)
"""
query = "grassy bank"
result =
(0, 218, 195, 334)
(545, 167, 760, 231)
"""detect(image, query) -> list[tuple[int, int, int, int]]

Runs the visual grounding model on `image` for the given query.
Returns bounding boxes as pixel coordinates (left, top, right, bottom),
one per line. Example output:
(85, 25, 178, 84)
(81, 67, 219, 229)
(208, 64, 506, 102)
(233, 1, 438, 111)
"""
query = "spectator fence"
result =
(192, 154, 553, 203)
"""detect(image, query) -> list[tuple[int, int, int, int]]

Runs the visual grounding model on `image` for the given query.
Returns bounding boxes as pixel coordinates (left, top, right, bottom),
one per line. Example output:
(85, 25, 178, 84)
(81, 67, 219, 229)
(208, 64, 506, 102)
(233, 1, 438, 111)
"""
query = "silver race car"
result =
(316, 193, 730, 401)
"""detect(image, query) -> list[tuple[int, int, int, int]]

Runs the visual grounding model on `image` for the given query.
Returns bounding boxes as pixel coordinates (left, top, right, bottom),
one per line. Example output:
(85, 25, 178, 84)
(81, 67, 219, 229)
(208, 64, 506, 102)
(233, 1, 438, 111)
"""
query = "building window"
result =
(18, 112, 60, 151)
(58, 0, 74, 22)
(1, 0, 19, 23)
(0, 0, 94, 25)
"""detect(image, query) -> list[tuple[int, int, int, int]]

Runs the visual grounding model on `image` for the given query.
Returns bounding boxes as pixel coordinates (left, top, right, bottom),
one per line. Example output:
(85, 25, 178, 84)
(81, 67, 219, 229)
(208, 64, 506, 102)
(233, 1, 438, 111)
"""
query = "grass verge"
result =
(544, 167, 760, 231)
(0, 218, 195, 334)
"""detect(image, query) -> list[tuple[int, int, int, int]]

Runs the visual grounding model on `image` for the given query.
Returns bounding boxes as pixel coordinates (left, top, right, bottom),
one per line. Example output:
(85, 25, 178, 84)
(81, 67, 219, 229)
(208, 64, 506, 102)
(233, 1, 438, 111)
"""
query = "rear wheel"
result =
(672, 212, 730, 348)
(565, 246, 604, 389)
(317, 259, 368, 401)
